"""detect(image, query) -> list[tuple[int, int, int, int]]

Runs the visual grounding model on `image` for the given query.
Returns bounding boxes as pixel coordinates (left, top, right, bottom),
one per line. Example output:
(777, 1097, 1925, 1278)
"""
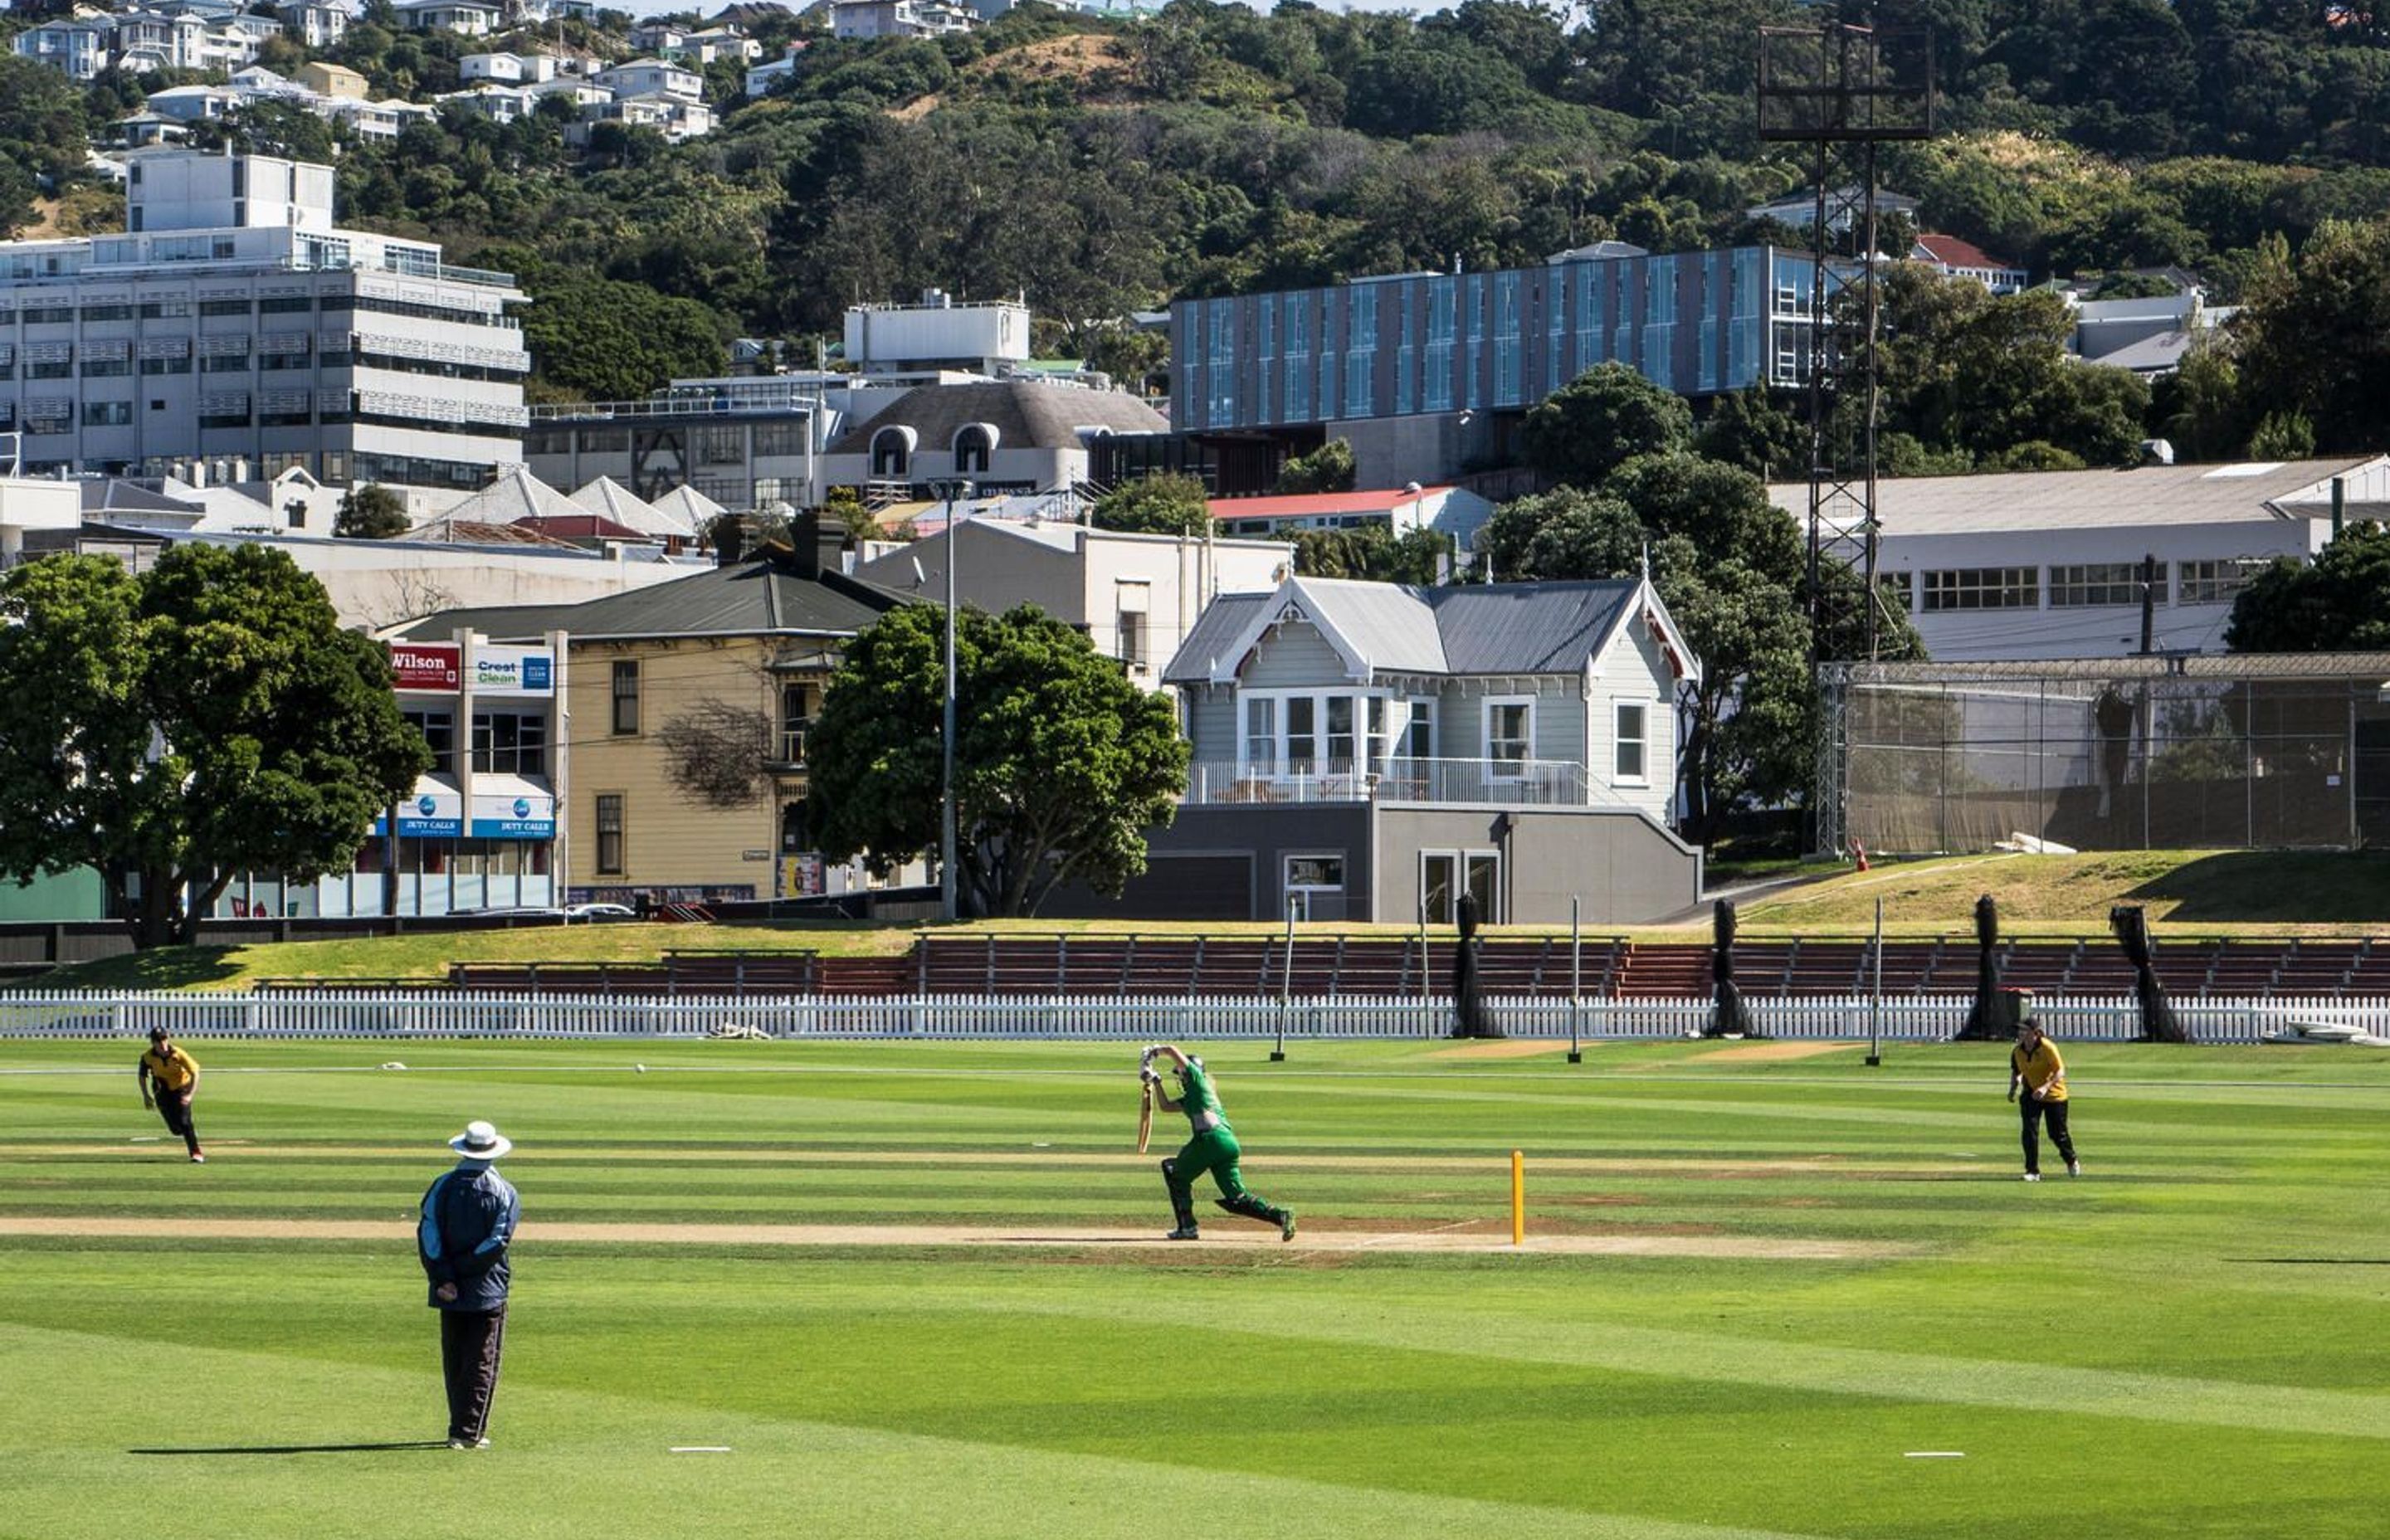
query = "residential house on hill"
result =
(397, 0, 501, 35)
(1910, 234, 2030, 295)
(1090, 574, 1704, 924)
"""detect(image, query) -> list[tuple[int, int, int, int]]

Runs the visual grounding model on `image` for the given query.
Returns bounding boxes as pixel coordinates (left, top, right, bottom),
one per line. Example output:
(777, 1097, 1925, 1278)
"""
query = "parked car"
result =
(565, 903, 637, 922)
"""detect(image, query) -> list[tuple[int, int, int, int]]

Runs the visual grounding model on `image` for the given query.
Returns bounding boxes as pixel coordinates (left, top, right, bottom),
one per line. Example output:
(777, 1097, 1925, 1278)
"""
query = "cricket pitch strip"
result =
(0, 1215, 1910, 1259)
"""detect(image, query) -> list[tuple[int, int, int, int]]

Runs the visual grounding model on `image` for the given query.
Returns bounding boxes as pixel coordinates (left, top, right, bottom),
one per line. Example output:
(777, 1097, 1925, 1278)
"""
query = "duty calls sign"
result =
(390, 641, 461, 692)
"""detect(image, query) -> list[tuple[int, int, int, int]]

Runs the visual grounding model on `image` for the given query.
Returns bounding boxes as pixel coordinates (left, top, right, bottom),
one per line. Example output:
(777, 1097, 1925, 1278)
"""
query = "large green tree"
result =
(2231, 217, 2390, 456)
(2224, 524, 2390, 652)
(1519, 362, 1695, 488)
(1091, 473, 1210, 536)
(0, 548, 431, 948)
(806, 602, 1188, 917)
(1482, 453, 1922, 837)
(518, 272, 730, 402)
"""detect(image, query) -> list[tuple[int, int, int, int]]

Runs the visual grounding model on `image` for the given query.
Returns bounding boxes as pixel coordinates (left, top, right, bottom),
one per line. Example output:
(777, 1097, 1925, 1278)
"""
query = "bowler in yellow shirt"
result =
(138, 1027, 205, 1162)
(2007, 1016, 2079, 1182)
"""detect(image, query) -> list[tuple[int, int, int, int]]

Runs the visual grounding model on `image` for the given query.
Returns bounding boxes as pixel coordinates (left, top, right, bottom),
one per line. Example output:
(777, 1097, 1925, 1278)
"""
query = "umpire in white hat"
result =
(417, 1119, 520, 1449)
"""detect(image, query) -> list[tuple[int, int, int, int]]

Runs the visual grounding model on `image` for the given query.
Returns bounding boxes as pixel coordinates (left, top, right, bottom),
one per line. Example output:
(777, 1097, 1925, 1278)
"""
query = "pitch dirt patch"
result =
(1, 1143, 1942, 1178)
(0, 1214, 1909, 1260)
(1688, 1041, 1863, 1064)
(1426, 1040, 1586, 1060)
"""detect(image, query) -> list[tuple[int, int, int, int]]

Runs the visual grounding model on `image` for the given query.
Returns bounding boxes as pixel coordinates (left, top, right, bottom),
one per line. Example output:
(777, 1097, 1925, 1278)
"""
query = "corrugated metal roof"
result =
(395, 554, 910, 642)
(1432, 582, 1638, 674)
(1163, 578, 1644, 682)
(1164, 592, 1269, 682)
(1293, 578, 1446, 674)
(1768, 456, 2390, 534)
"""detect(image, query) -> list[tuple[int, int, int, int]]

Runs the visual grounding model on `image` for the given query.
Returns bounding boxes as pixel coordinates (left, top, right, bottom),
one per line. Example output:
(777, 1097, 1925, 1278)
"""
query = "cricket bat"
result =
(1136, 1079, 1154, 1154)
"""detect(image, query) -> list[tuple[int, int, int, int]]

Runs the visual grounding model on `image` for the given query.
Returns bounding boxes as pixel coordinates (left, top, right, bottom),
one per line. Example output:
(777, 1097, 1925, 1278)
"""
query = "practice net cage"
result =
(1820, 655, 2390, 855)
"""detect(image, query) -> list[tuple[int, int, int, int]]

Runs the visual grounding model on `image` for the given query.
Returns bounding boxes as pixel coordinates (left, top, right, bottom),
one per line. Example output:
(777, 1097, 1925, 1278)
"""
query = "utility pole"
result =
(2139, 551, 2158, 655)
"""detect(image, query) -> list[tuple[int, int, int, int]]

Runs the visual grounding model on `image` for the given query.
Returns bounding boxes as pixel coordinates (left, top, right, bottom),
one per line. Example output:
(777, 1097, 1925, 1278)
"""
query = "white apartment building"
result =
(832, 0, 981, 40)
(276, 1, 352, 51)
(461, 51, 562, 84)
(0, 149, 529, 492)
(594, 59, 703, 102)
(396, 0, 500, 36)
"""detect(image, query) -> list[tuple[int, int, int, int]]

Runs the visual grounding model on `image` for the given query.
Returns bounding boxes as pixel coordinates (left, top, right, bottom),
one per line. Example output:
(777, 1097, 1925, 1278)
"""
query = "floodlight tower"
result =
(1758, 12, 1932, 859)
(1757, 14, 1934, 665)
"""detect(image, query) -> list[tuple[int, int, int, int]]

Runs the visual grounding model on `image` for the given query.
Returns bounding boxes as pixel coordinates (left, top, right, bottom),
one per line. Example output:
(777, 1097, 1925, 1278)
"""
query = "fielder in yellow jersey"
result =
(137, 1027, 205, 1162)
(2007, 1016, 2079, 1182)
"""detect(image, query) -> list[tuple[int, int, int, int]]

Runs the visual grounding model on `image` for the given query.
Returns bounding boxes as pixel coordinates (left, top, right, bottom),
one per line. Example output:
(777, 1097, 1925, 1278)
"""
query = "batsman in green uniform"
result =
(1142, 1044, 1295, 1242)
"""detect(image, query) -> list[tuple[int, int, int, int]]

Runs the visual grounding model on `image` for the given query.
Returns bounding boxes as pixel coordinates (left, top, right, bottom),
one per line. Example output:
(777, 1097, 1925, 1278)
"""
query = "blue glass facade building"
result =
(1170, 246, 1817, 434)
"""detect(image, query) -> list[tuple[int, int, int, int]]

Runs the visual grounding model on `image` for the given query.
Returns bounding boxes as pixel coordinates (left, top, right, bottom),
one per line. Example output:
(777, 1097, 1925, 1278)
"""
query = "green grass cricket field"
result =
(4, 1033, 2388, 1538)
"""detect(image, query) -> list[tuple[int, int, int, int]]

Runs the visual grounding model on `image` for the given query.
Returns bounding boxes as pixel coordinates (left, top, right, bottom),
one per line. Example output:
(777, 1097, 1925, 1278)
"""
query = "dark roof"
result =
(1172, 592, 1271, 679)
(1163, 578, 1644, 683)
(1430, 582, 1640, 674)
(826, 380, 1168, 456)
(394, 553, 916, 642)
(79, 480, 200, 515)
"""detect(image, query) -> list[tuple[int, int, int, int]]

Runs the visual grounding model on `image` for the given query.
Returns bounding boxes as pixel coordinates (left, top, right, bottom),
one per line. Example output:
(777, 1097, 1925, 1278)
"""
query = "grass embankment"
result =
(3, 1037, 2387, 1538)
(17, 850, 2388, 992)
(1738, 850, 2390, 937)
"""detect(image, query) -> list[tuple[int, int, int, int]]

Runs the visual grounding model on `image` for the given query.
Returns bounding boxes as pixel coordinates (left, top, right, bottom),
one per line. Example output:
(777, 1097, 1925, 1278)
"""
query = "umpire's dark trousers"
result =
(439, 1307, 507, 1443)
(2019, 1095, 2076, 1176)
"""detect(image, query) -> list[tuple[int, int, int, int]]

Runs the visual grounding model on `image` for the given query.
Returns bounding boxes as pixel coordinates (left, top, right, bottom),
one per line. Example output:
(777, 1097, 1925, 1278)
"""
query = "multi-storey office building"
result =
(1168, 246, 1819, 485)
(0, 149, 528, 492)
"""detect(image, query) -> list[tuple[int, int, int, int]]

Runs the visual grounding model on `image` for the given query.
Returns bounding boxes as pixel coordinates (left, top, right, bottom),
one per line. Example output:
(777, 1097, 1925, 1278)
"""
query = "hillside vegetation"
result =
(5, 0, 2390, 446)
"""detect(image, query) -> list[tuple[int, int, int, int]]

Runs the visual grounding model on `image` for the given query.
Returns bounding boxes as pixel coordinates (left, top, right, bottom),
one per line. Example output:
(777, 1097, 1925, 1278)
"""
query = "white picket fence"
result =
(1, 990, 2383, 1044)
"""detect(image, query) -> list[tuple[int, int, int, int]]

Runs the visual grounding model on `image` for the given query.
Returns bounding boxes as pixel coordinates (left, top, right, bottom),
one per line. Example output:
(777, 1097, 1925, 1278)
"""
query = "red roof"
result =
(1207, 487, 1451, 522)
(1913, 233, 2018, 273)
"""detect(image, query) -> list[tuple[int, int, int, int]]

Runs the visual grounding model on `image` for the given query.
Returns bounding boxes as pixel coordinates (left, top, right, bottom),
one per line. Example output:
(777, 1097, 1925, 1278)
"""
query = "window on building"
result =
(744, 421, 800, 457)
(258, 295, 315, 314)
(1615, 701, 1647, 782)
(954, 422, 993, 475)
(1116, 608, 1144, 668)
(1285, 695, 1317, 772)
(471, 711, 547, 776)
(778, 683, 811, 763)
(1421, 850, 1502, 924)
(1324, 694, 1355, 767)
(595, 793, 624, 875)
(1284, 852, 1346, 920)
(1485, 699, 1534, 773)
(1242, 695, 1276, 773)
(198, 298, 251, 316)
(870, 426, 910, 480)
(609, 660, 639, 735)
(1919, 568, 2039, 612)
(403, 709, 455, 777)
(2050, 563, 2152, 607)
(80, 401, 133, 426)
(2178, 558, 2271, 605)
(695, 425, 743, 465)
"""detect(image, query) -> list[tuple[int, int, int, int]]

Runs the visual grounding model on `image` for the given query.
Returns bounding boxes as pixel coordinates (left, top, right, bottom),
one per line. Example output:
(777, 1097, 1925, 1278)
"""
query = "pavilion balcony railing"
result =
(1182, 757, 1635, 810)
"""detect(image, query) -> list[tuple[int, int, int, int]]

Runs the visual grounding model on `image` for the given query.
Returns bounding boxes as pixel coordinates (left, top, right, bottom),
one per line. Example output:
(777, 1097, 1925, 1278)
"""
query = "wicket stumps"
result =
(1510, 1149, 1524, 1245)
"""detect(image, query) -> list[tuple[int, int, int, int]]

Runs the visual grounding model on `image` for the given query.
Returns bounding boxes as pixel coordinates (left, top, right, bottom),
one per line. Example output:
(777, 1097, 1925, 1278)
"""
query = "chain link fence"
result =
(1822, 655, 2390, 855)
